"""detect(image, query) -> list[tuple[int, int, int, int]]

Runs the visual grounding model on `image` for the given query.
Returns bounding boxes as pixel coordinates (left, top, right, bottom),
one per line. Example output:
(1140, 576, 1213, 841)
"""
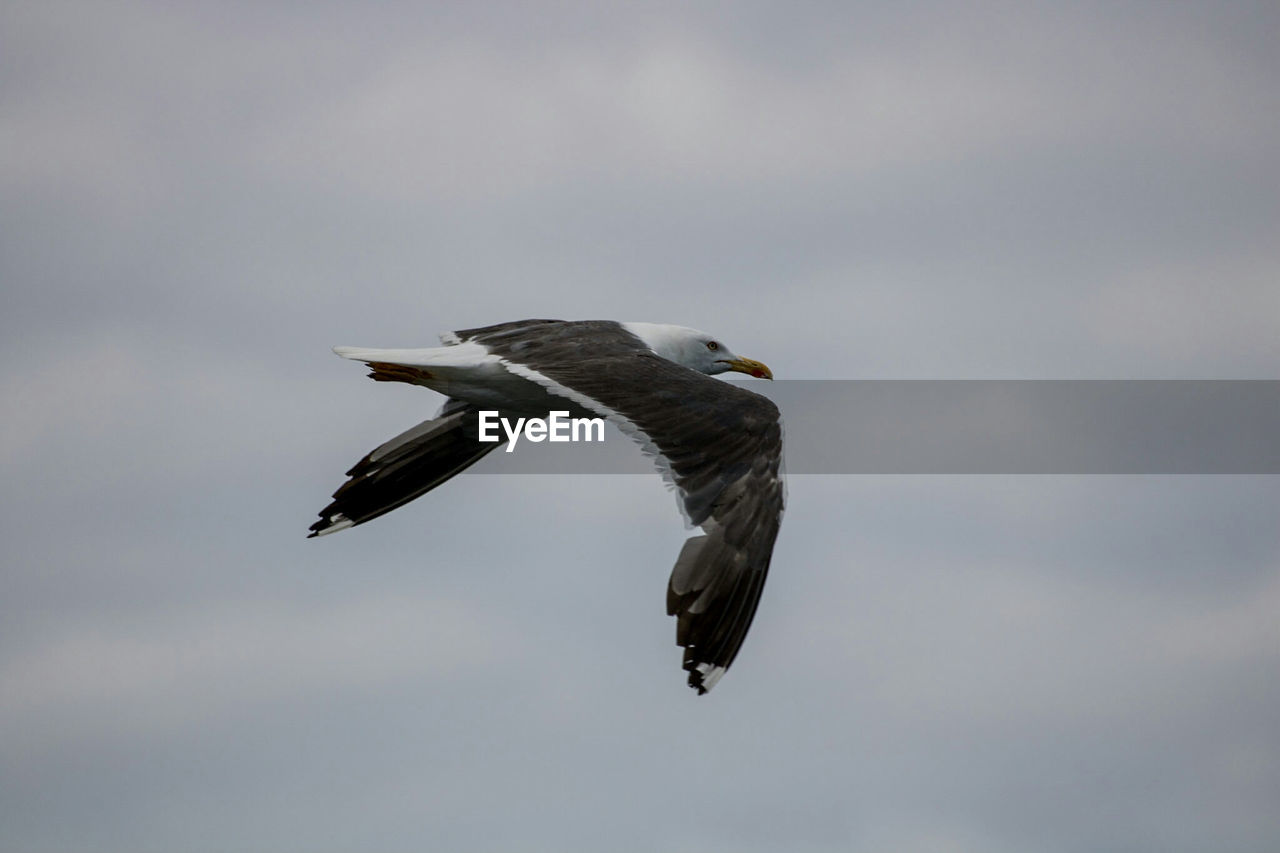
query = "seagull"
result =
(310, 319, 784, 694)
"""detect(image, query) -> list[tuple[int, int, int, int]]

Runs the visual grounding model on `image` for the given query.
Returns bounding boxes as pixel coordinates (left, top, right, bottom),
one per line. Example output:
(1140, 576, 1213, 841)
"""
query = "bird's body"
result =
(311, 319, 783, 693)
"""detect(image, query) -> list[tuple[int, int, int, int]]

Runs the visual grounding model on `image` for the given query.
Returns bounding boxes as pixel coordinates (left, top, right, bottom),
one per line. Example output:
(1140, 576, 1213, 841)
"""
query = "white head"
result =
(621, 322, 773, 379)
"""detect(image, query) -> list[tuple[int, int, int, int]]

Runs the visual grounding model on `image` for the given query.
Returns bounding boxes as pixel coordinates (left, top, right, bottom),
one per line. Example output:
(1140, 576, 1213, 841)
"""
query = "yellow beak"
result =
(722, 357, 773, 380)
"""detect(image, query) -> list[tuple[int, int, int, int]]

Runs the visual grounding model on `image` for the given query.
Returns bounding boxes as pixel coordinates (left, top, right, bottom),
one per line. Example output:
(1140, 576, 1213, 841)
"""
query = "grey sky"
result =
(2, 2, 1278, 851)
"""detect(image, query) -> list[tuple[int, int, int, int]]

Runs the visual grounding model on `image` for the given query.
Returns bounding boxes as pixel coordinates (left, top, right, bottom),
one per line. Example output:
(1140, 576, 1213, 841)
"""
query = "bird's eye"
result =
(706, 341, 719, 351)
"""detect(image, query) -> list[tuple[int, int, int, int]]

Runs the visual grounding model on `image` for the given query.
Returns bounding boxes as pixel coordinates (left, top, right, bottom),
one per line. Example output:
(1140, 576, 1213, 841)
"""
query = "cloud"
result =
(3, 1, 1279, 850)
(0, 590, 518, 748)
(1086, 247, 1280, 373)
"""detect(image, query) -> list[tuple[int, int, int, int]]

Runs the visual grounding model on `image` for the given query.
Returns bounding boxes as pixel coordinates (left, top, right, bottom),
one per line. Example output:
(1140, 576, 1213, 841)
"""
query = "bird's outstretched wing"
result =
(309, 398, 504, 537)
(459, 322, 785, 694)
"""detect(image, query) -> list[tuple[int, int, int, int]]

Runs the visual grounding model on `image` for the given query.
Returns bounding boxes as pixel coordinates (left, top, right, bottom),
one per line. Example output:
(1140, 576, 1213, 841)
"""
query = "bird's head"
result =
(622, 322, 773, 379)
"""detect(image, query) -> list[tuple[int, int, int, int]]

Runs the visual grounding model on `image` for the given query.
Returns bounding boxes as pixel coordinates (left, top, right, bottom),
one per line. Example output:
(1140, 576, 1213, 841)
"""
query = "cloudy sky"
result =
(3, 1, 1278, 851)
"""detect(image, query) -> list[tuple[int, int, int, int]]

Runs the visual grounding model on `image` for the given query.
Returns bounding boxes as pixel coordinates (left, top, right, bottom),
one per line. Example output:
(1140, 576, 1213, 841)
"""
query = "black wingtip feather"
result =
(308, 401, 502, 538)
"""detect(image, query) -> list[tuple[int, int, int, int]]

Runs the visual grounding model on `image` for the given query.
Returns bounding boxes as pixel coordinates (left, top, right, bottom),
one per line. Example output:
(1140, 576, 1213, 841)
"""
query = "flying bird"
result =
(309, 319, 784, 694)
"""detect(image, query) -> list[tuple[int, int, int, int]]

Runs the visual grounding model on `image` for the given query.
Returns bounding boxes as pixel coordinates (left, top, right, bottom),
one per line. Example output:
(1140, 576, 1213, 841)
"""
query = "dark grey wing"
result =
(308, 398, 504, 537)
(501, 344, 785, 695)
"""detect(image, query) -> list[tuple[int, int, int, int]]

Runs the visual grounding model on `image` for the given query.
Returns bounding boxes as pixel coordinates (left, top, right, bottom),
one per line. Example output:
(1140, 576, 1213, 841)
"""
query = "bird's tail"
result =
(309, 398, 503, 537)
